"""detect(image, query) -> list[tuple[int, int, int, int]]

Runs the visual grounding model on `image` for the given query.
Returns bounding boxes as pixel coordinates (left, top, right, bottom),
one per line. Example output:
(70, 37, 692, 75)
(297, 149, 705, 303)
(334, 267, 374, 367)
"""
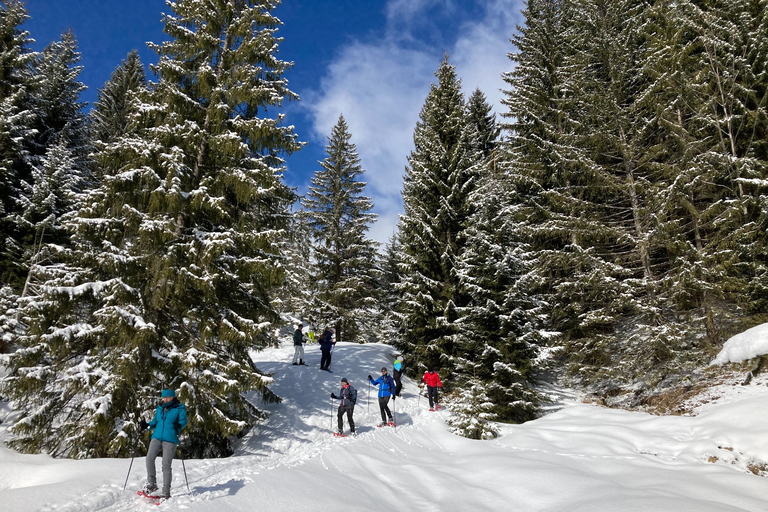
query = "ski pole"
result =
(123, 456, 134, 491)
(176, 444, 190, 493)
(367, 380, 371, 415)
(393, 397, 397, 431)
(330, 397, 334, 431)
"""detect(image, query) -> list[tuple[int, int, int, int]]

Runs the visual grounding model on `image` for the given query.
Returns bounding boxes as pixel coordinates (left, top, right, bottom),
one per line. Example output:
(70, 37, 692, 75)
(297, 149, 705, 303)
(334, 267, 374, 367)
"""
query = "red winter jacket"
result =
(422, 371, 442, 387)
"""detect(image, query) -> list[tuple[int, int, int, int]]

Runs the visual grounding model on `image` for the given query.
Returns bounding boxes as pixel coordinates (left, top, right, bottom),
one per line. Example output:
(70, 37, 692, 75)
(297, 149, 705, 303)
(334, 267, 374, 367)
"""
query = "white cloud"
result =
(453, 0, 523, 113)
(307, 0, 524, 245)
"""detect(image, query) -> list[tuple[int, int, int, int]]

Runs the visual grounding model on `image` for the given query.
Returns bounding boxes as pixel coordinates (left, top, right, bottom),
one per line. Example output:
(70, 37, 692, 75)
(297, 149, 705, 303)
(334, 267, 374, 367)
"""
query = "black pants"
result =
(337, 404, 355, 433)
(427, 386, 439, 408)
(393, 377, 402, 397)
(378, 396, 393, 423)
(320, 349, 332, 370)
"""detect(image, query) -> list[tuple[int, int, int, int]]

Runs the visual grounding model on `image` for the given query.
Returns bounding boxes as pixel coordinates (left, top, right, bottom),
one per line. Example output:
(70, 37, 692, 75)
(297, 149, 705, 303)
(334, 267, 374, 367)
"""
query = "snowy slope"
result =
(2, 341, 768, 511)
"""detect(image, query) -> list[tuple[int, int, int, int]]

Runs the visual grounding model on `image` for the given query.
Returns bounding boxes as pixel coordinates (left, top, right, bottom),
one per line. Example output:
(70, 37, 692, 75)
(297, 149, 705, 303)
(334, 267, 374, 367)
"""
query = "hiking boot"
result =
(142, 483, 158, 494)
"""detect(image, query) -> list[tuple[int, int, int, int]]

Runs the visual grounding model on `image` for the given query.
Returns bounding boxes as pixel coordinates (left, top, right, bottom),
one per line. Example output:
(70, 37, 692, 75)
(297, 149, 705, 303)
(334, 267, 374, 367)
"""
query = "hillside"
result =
(1, 341, 768, 511)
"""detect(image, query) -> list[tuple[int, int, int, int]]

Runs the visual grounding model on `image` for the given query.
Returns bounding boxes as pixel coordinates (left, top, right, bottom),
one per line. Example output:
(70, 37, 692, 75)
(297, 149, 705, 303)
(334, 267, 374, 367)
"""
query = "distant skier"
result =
(139, 389, 187, 498)
(292, 323, 305, 365)
(392, 358, 404, 397)
(330, 377, 357, 436)
(422, 368, 443, 411)
(368, 367, 396, 426)
(319, 327, 335, 371)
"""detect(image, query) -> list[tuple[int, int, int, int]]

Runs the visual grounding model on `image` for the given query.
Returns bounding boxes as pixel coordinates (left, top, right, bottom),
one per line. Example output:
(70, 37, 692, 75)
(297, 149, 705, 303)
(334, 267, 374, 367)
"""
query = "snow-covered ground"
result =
(2, 340, 768, 511)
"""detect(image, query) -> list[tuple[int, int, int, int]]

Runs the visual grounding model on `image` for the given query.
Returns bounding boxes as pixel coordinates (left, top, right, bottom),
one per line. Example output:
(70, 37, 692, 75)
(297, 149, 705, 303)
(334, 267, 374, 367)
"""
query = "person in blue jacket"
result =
(139, 389, 188, 498)
(368, 367, 396, 427)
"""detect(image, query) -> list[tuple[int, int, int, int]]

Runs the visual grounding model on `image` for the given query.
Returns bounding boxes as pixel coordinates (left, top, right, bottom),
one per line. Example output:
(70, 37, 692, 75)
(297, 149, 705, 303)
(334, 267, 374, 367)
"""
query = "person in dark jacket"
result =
(330, 377, 356, 435)
(292, 323, 305, 365)
(139, 389, 187, 498)
(319, 327, 334, 371)
(422, 368, 443, 411)
(368, 367, 396, 426)
(392, 358, 404, 397)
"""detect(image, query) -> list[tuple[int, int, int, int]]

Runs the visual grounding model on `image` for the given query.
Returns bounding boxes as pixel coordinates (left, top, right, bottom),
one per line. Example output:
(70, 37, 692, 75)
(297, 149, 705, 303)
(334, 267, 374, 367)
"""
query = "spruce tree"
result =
(301, 114, 379, 343)
(27, 30, 88, 169)
(0, 0, 37, 288)
(397, 56, 478, 379)
(2, 0, 299, 458)
(89, 50, 146, 146)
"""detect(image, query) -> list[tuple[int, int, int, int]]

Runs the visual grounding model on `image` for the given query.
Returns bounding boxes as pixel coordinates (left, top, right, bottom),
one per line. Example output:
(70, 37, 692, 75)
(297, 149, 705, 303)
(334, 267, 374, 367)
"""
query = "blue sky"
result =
(22, 0, 524, 244)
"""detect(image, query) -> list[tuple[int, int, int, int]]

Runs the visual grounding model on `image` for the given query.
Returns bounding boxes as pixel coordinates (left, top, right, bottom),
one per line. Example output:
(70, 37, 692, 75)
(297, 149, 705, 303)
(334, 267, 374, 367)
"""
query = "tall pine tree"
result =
(301, 114, 379, 343)
(2, 0, 299, 458)
(397, 56, 478, 379)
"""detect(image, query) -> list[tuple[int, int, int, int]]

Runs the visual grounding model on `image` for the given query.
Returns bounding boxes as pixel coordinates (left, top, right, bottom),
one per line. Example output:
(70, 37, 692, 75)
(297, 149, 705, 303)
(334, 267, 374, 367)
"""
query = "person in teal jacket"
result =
(139, 389, 187, 498)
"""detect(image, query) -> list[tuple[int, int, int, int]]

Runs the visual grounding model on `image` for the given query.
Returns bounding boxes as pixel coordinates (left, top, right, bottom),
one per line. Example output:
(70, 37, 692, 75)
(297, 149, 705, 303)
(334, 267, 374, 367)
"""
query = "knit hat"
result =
(341, 378, 348, 383)
(161, 389, 176, 398)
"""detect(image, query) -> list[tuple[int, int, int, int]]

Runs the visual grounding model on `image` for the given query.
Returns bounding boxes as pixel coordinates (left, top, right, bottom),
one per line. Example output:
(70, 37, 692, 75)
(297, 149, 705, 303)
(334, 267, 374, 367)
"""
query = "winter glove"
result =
(367, 375, 372, 380)
(139, 419, 149, 430)
(331, 393, 337, 399)
(173, 421, 180, 432)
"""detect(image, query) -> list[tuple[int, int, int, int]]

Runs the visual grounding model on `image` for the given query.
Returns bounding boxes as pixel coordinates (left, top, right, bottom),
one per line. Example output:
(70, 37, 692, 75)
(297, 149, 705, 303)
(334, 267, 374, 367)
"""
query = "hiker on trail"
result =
(319, 327, 335, 371)
(368, 367, 396, 426)
(139, 389, 187, 498)
(392, 358, 404, 397)
(422, 368, 443, 411)
(292, 323, 305, 365)
(331, 377, 357, 436)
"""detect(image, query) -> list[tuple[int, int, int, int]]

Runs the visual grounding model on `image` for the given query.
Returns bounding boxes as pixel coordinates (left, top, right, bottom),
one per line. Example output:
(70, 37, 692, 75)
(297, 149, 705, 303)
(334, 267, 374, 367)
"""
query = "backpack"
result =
(346, 385, 357, 404)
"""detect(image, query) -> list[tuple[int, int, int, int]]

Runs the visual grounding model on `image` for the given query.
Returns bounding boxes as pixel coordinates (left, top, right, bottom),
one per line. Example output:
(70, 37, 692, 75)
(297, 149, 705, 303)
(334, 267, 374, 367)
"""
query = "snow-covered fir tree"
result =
(378, 231, 404, 344)
(445, 375, 499, 440)
(27, 30, 88, 170)
(0, 0, 37, 289)
(396, 56, 479, 380)
(456, 89, 541, 423)
(1, 0, 300, 458)
(89, 50, 146, 146)
(300, 114, 380, 342)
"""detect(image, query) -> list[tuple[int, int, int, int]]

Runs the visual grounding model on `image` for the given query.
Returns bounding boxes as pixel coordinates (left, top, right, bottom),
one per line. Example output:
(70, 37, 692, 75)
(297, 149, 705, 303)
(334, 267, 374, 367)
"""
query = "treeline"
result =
(501, 0, 768, 393)
(1, 0, 766, 458)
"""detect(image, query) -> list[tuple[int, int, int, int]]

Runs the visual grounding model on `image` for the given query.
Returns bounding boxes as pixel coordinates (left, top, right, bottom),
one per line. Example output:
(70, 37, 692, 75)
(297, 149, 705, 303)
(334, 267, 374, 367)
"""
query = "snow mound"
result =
(712, 322, 768, 365)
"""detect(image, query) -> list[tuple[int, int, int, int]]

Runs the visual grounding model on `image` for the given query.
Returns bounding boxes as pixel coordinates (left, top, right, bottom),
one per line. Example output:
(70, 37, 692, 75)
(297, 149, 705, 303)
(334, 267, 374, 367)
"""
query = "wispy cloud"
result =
(307, 0, 524, 245)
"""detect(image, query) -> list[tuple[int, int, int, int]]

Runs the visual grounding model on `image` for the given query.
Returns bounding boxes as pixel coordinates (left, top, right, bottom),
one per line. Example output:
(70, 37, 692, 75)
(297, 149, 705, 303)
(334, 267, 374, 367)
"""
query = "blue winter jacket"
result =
(369, 374, 396, 398)
(148, 398, 188, 444)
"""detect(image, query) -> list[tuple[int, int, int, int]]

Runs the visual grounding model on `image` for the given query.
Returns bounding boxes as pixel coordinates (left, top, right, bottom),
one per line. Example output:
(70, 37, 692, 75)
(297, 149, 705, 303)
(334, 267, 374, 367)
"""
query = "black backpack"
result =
(346, 385, 357, 404)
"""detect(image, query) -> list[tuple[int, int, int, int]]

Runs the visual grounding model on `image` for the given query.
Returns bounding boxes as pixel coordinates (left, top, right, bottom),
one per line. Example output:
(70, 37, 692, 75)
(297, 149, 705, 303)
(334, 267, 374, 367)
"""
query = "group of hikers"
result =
(136, 325, 443, 498)
(331, 358, 443, 437)
(292, 323, 333, 369)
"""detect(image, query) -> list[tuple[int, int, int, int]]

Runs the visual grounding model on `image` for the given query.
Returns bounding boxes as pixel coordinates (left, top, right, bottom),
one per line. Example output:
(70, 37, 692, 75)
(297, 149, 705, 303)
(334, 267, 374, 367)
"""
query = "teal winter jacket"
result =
(148, 398, 187, 444)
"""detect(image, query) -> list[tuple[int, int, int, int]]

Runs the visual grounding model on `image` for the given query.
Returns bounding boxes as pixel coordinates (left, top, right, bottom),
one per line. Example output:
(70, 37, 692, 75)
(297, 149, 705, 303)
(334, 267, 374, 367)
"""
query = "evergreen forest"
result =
(0, 0, 766, 456)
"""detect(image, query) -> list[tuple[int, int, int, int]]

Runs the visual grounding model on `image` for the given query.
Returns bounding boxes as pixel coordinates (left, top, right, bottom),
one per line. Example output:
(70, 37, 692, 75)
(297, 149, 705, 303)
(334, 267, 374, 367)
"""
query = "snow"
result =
(712, 322, 768, 365)
(1, 342, 768, 511)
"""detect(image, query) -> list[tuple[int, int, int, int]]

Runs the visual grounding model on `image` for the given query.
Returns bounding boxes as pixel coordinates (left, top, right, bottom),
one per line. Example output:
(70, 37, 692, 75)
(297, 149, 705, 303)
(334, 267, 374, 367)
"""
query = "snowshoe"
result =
(387, 421, 396, 427)
(141, 483, 158, 494)
(333, 431, 346, 437)
(429, 408, 434, 412)
(377, 421, 386, 427)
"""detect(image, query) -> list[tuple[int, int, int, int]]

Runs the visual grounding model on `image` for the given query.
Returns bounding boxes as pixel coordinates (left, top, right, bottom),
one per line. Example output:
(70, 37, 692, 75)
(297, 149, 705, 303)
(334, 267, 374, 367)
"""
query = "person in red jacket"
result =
(421, 368, 442, 411)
